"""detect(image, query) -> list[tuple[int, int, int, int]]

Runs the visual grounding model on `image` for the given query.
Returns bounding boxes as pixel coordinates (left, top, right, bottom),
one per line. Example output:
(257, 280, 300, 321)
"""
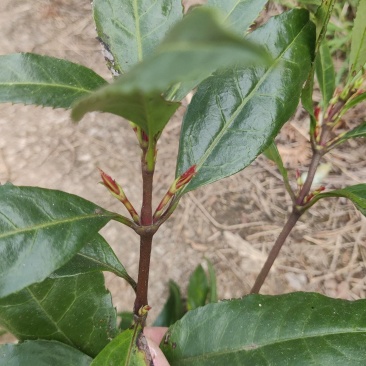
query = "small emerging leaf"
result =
(315, 40, 335, 107)
(0, 53, 106, 109)
(0, 340, 92, 366)
(187, 264, 209, 311)
(0, 272, 117, 358)
(332, 122, 366, 147)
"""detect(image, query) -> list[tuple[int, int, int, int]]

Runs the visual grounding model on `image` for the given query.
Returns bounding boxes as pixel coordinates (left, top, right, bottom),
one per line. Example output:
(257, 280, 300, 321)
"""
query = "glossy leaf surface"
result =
(0, 53, 106, 109)
(161, 292, 366, 365)
(350, 0, 366, 74)
(91, 324, 150, 366)
(315, 40, 335, 107)
(177, 9, 315, 191)
(187, 265, 209, 311)
(0, 340, 92, 366)
(168, 0, 268, 101)
(72, 8, 268, 137)
(313, 184, 366, 216)
(0, 272, 117, 358)
(154, 280, 185, 327)
(0, 184, 114, 298)
(93, 0, 182, 75)
(51, 233, 136, 290)
(207, 0, 267, 36)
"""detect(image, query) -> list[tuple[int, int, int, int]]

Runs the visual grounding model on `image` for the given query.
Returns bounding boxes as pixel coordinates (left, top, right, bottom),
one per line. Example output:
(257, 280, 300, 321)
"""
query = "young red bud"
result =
(99, 168, 121, 196)
(176, 165, 196, 190)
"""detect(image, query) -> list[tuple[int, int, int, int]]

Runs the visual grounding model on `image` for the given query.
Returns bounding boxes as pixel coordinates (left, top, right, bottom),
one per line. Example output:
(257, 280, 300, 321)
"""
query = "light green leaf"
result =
(312, 184, 366, 216)
(51, 234, 136, 290)
(206, 259, 218, 303)
(176, 9, 315, 192)
(301, 0, 335, 124)
(350, 0, 366, 74)
(0, 340, 92, 366)
(315, 40, 335, 107)
(91, 324, 150, 366)
(0, 184, 115, 298)
(0, 272, 117, 358)
(187, 264, 209, 311)
(161, 292, 366, 365)
(0, 53, 106, 109)
(154, 280, 185, 327)
(72, 7, 268, 138)
(207, 0, 267, 36)
(93, 0, 183, 75)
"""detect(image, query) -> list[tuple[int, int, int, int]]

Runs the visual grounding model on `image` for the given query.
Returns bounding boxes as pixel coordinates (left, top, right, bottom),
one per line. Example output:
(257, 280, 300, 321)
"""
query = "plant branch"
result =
(250, 209, 302, 294)
(134, 145, 155, 316)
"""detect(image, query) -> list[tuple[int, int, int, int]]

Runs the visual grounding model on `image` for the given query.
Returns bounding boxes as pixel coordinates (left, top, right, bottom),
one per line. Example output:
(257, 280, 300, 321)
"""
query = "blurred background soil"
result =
(0, 0, 365, 328)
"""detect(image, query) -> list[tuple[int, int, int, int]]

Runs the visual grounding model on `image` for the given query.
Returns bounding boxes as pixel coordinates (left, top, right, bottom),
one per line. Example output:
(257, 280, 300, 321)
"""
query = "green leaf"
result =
(72, 7, 268, 138)
(51, 233, 136, 290)
(93, 0, 183, 75)
(207, 0, 267, 36)
(313, 184, 366, 216)
(0, 53, 106, 109)
(301, 0, 335, 124)
(329, 122, 366, 149)
(187, 265, 209, 311)
(350, 0, 366, 74)
(0, 184, 115, 298)
(118, 311, 134, 331)
(176, 9, 315, 192)
(161, 292, 366, 365)
(315, 40, 335, 107)
(0, 340, 92, 366)
(166, 0, 268, 101)
(154, 280, 185, 327)
(91, 324, 150, 366)
(206, 259, 218, 303)
(341, 91, 366, 116)
(0, 272, 117, 358)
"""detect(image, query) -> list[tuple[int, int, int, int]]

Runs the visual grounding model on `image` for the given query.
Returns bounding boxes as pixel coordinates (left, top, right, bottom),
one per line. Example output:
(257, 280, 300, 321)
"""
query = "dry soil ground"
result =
(0, 0, 366, 330)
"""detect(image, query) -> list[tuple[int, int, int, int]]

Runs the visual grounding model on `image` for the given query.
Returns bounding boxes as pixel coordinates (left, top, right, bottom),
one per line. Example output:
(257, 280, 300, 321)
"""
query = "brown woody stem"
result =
(134, 148, 155, 316)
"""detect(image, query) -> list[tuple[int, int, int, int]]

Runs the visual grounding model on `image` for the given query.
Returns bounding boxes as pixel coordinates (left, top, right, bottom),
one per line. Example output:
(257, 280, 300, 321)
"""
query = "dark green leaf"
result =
(93, 0, 183, 75)
(154, 280, 185, 327)
(167, 0, 268, 101)
(51, 233, 136, 290)
(177, 9, 315, 191)
(315, 40, 335, 107)
(0, 184, 115, 298)
(312, 184, 366, 216)
(207, 0, 267, 36)
(350, 0, 366, 74)
(72, 7, 268, 137)
(118, 311, 134, 331)
(206, 259, 218, 303)
(0, 53, 106, 109)
(187, 265, 209, 311)
(0, 340, 92, 366)
(91, 324, 150, 366)
(0, 272, 117, 358)
(161, 292, 366, 365)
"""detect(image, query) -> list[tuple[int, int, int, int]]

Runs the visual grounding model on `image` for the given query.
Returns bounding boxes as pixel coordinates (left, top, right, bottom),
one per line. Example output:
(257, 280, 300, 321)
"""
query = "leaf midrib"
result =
(193, 20, 309, 174)
(0, 213, 112, 240)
